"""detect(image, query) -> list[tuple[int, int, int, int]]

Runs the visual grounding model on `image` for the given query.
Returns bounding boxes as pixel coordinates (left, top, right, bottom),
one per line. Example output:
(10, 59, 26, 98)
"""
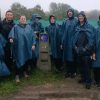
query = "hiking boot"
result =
(85, 83, 91, 89)
(65, 73, 71, 78)
(78, 79, 85, 84)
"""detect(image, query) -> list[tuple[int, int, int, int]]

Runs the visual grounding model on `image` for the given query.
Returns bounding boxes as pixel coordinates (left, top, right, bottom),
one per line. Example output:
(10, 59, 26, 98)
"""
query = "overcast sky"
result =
(0, 0, 100, 16)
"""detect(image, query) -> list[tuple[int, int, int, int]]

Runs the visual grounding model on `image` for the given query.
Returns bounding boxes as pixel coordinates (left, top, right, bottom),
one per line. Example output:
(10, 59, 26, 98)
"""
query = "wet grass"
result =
(0, 69, 64, 97)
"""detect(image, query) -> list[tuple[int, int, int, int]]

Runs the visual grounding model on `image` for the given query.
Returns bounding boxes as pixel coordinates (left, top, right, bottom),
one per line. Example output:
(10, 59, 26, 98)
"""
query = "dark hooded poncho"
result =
(30, 14, 44, 59)
(62, 9, 78, 61)
(73, 11, 96, 56)
(45, 15, 62, 59)
(9, 24, 36, 68)
(0, 34, 10, 76)
(92, 20, 100, 67)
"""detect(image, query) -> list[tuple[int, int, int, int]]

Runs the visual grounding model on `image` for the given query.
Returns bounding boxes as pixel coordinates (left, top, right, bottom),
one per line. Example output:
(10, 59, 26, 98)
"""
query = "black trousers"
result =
(13, 60, 30, 76)
(76, 55, 92, 84)
(50, 55, 62, 71)
(32, 58, 37, 69)
(54, 58, 62, 71)
(93, 67, 100, 84)
(65, 61, 76, 75)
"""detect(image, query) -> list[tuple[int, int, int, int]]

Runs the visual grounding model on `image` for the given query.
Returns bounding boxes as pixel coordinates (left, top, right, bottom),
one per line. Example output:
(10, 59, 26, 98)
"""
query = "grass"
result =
(0, 69, 64, 97)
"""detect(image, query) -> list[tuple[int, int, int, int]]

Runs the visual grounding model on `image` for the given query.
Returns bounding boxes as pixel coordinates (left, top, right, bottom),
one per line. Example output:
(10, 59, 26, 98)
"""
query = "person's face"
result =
(19, 16, 26, 24)
(50, 17, 55, 24)
(5, 12, 13, 21)
(78, 15, 85, 23)
(67, 11, 73, 18)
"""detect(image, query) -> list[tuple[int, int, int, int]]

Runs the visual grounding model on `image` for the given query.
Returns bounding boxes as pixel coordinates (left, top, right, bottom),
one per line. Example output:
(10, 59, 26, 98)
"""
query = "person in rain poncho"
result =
(30, 14, 44, 68)
(92, 16, 100, 87)
(0, 10, 15, 72)
(45, 15, 62, 72)
(61, 9, 78, 78)
(9, 15, 36, 83)
(0, 34, 10, 77)
(73, 11, 96, 89)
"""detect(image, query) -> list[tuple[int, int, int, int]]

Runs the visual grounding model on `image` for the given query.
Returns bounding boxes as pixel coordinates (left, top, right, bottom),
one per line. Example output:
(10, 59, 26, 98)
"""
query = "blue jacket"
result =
(9, 24, 36, 68)
(30, 14, 44, 39)
(30, 14, 44, 59)
(92, 23, 100, 67)
(62, 17, 77, 61)
(73, 22, 95, 57)
(45, 24, 62, 59)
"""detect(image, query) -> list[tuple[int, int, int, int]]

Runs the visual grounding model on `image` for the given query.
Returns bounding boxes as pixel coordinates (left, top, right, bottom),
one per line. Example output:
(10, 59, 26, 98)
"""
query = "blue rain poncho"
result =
(30, 14, 44, 59)
(9, 24, 36, 68)
(62, 15, 77, 61)
(0, 34, 10, 76)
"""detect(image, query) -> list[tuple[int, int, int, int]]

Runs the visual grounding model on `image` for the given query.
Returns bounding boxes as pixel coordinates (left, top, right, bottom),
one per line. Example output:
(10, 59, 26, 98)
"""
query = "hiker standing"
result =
(73, 11, 95, 89)
(92, 16, 100, 87)
(61, 9, 77, 78)
(30, 14, 44, 69)
(45, 15, 62, 72)
(9, 15, 36, 83)
(0, 10, 15, 72)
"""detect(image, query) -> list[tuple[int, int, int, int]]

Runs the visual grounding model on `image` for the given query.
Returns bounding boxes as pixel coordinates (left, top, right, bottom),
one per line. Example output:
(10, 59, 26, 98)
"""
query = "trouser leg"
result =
(54, 58, 62, 72)
(81, 56, 92, 84)
(94, 67, 100, 84)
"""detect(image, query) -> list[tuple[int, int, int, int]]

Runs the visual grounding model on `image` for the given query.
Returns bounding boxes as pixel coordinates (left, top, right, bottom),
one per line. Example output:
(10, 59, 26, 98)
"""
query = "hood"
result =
(49, 15, 56, 25)
(67, 9, 74, 19)
(31, 14, 42, 21)
(78, 11, 87, 23)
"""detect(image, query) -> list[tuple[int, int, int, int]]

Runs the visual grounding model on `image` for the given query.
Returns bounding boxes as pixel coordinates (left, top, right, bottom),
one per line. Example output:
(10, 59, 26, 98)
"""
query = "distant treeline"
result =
(2, 2, 100, 20)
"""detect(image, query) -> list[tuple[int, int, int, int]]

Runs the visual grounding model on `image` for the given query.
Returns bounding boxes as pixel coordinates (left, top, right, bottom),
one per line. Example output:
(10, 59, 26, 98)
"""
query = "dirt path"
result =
(3, 78, 100, 100)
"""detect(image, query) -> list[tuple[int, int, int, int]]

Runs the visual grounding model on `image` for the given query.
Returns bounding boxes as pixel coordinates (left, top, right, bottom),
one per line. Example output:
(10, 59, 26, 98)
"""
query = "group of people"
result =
(0, 10, 43, 83)
(0, 9, 100, 89)
(45, 9, 100, 89)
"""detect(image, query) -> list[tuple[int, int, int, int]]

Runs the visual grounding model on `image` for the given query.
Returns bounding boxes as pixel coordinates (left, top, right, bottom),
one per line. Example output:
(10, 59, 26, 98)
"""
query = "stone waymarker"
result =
(38, 33, 51, 71)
